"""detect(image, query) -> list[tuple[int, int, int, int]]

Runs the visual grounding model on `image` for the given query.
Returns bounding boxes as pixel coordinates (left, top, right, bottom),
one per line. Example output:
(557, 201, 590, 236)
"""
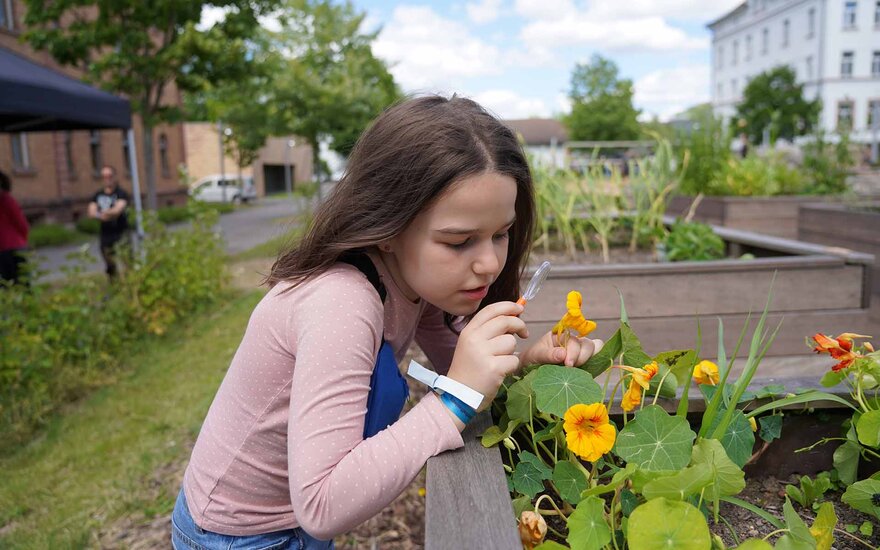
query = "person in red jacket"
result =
(0, 169, 30, 285)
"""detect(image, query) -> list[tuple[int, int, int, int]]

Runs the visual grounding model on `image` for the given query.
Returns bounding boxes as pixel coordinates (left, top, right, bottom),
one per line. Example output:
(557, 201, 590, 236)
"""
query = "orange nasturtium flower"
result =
(692, 360, 720, 386)
(518, 511, 547, 550)
(618, 361, 660, 412)
(811, 332, 871, 372)
(563, 403, 617, 462)
(552, 291, 597, 345)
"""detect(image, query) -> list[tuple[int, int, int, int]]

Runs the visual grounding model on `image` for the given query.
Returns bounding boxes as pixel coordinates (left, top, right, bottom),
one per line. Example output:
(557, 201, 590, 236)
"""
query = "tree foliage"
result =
(23, 0, 279, 209)
(271, 0, 401, 182)
(564, 55, 641, 141)
(735, 65, 821, 143)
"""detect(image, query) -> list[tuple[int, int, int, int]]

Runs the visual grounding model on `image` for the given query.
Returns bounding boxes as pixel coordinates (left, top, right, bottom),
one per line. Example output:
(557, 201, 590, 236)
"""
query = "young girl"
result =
(172, 95, 603, 549)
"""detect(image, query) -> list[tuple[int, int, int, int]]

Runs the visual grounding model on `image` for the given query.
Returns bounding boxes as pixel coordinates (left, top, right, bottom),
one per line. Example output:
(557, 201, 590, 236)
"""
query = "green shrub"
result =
(293, 181, 319, 198)
(74, 217, 101, 235)
(28, 223, 79, 248)
(801, 131, 853, 195)
(662, 221, 725, 261)
(677, 114, 732, 196)
(156, 205, 191, 224)
(0, 209, 227, 451)
(708, 154, 806, 196)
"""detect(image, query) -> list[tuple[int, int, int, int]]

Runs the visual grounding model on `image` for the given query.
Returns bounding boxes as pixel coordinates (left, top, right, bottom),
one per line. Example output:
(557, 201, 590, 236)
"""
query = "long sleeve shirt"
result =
(0, 191, 29, 251)
(182, 250, 463, 538)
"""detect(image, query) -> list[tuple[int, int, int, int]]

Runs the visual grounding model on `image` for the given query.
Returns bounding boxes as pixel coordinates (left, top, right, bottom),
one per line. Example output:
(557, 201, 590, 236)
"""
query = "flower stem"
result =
(535, 494, 568, 521)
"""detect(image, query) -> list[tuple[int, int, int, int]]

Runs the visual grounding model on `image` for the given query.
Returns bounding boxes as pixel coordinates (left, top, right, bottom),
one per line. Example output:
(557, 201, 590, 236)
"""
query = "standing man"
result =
(0, 169, 30, 285)
(88, 165, 130, 280)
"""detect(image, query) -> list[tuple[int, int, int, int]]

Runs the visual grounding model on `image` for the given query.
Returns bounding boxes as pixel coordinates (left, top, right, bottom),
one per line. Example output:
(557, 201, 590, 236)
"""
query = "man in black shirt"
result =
(88, 165, 130, 280)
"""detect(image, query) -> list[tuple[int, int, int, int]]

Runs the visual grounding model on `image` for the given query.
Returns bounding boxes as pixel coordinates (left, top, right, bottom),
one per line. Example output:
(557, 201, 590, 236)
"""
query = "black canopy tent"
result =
(0, 46, 144, 240)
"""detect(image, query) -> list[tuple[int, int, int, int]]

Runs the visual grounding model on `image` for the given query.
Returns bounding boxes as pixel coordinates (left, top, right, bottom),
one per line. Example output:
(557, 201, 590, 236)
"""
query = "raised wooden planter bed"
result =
(798, 201, 880, 295)
(519, 220, 873, 357)
(667, 195, 840, 240)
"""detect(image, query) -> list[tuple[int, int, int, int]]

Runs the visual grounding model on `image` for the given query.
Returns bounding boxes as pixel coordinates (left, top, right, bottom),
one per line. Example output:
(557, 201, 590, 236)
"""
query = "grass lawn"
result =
(0, 290, 263, 549)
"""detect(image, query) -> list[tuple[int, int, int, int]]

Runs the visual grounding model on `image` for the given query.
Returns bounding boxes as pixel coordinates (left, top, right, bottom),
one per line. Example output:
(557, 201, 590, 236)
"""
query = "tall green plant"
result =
(678, 114, 732, 196)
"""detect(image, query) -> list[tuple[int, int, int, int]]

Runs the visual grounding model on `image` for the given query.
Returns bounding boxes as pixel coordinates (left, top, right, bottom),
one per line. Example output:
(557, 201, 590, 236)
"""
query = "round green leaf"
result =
(834, 440, 860, 486)
(856, 410, 880, 447)
(642, 463, 713, 501)
(614, 405, 696, 471)
(567, 496, 611, 550)
(690, 438, 746, 499)
(506, 370, 538, 423)
(553, 461, 588, 506)
(758, 414, 783, 443)
(735, 540, 773, 550)
(842, 479, 880, 519)
(512, 460, 548, 498)
(627, 497, 711, 550)
(719, 410, 755, 468)
(532, 364, 603, 418)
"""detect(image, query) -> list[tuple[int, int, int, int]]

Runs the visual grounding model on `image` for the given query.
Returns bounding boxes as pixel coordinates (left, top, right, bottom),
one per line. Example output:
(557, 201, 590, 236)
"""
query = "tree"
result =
(564, 54, 641, 141)
(271, 0, 401, 186)
(24, 0, 280, 210)
(735, 66, 821, 143)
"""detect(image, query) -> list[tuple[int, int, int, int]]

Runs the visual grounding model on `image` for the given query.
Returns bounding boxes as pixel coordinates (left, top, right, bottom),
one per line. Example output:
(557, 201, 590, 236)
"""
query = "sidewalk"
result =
(31, 197, 305, 282)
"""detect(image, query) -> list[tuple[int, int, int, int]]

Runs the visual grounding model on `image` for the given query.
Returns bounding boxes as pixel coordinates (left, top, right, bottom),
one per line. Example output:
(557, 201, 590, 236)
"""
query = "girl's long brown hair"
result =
(266, 95, 535, 318)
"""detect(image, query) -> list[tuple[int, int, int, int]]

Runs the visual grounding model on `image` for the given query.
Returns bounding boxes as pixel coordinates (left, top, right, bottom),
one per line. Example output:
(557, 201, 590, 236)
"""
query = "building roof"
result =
(707, 2, 747, 30)
(504, 118, 568, 146)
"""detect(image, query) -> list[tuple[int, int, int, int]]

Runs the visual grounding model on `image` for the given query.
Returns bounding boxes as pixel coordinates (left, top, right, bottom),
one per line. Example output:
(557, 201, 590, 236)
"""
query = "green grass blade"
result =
(720, 497, 784, 529)
(745, 391, 858, 417)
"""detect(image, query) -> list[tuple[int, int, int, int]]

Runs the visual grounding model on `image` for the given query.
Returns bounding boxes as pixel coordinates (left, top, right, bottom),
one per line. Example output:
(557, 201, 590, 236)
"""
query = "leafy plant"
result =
(662, 221, 725, 262)
(801, 131, 854, 195)
(485, 281, 849, 548)
(709, 154, 806, 197)
(677, 112, 732, 197)
(28, 223, 80, 248)
(785, 473, 833, 509)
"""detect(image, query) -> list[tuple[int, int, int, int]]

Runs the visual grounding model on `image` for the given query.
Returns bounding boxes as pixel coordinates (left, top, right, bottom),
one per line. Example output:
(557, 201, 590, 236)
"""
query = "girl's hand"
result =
(520, 331, 604, 368)
(447, 301, 528, 412)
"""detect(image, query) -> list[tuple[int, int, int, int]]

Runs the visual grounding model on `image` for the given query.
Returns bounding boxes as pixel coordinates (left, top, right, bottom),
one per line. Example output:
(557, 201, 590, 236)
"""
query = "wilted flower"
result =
(563, 403, 616, 462)
(811, 332, 871, 372)
(748, 417, 757, 432)
(692, 360, 720, 386)
(518, 511, 547, 550)
(552, 291, 596, 345)
(617, 362, 659, 412)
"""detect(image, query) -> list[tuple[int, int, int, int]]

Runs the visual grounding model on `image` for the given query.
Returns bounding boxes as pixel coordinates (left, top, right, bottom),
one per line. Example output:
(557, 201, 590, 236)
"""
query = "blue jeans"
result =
(171, 489, 334, 550)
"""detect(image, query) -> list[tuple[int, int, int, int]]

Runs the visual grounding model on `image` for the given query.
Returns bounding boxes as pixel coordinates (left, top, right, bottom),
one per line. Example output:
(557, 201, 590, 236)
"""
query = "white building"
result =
(709, 0, 880, 143)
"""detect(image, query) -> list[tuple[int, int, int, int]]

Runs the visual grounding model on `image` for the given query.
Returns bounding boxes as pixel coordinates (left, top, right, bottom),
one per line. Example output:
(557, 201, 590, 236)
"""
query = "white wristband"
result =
(406, 360, 485, 411)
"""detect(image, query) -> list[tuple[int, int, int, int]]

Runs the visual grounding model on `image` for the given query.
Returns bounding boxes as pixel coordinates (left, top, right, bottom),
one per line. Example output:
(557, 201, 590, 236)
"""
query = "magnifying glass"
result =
(516, 261, 551, 307)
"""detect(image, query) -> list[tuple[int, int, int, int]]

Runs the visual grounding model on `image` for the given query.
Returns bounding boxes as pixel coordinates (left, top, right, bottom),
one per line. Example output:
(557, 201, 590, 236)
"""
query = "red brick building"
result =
(0, 0, 187, 223)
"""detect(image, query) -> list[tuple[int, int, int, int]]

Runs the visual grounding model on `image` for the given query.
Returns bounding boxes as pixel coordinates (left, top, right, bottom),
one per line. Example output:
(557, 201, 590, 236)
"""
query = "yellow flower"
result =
(692, 360, 720, 386)
(552, 291, 597, 343)
(518, 511, 547, 550)
(617, 362, 660, 412)
(563, 403, 616, 461)
(748, 417, 757, 432)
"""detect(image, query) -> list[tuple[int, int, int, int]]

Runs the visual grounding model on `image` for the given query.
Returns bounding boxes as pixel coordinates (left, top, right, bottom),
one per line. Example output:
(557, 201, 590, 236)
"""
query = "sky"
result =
(354, 0, 744, 121)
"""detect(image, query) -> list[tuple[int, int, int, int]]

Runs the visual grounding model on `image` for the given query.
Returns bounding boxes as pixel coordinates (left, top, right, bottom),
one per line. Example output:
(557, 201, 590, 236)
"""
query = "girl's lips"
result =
(462, 286, 489, 300)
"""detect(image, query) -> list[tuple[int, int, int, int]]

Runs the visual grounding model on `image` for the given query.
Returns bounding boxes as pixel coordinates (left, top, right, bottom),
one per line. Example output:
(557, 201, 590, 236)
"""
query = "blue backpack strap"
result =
(339, 252, 409, 438)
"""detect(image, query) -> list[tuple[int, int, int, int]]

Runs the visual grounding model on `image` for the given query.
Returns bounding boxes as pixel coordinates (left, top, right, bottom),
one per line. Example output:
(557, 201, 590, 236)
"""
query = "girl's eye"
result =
(446, 239, 471, 249)
(493, 230, 510, 241)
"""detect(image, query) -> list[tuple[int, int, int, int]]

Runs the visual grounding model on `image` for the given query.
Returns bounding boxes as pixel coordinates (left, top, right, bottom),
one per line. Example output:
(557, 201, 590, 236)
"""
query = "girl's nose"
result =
(472, 242, 501, 275)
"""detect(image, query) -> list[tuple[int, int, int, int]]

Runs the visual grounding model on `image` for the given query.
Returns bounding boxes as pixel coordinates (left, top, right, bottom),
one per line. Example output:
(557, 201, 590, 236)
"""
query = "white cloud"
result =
(373, 5, 504, 89)
(634, 64, 710, 120)
(471, 89, 551, 118)
(466, 0, 504, 24)
(520, 15, 707, 52)
(588, 0, 743, 21)
(513, 0, 577, 20)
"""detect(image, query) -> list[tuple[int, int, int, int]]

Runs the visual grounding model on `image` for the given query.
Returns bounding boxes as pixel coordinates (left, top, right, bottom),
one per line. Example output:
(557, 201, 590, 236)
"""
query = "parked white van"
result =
(189, 175, 257, 204)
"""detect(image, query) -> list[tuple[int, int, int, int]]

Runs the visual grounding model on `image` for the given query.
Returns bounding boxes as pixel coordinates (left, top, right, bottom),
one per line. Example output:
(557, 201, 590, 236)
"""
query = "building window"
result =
(89, 130, 102, 176)
(762, 28, 769, 54)
(782, 19, 790, 46)
(0, 0, 14, 31)
(158, 133, 170, 178)
(808, 8, 816, 36)
(868, 100, 880, 129)
(844, 1, 858, 28)
(746, 35, 752, 60)
(806, 56, 814, 80)
(64, 131, 75, 176)
(718, 45, 724, 69)
(841, 51, 854, 78)
(875, 0, 880, 25)
(837, 101, 854, 130)
(11, 133, 30, 169)
(872, 51, 880, 75)
(732, 40, 739, 65)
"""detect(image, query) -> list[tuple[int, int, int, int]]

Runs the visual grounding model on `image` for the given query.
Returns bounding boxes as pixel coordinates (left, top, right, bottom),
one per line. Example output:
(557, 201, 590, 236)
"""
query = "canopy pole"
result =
(126, 127, 144, 253)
